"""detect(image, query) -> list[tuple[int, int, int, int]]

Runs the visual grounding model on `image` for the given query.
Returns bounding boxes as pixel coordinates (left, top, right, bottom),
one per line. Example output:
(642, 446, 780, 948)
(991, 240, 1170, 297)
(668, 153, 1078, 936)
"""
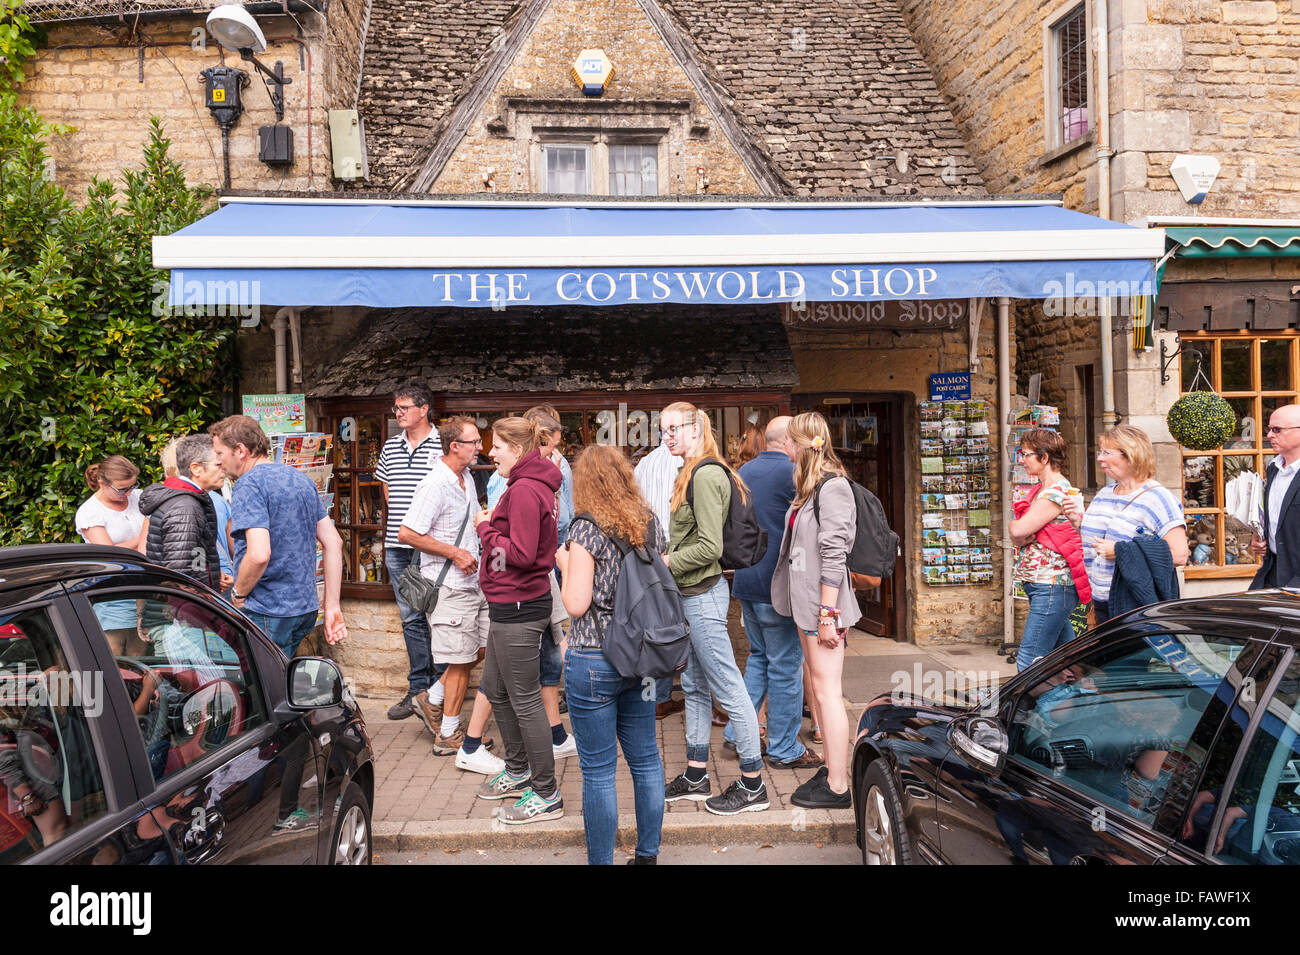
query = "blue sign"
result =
(930, 373, 971, 400)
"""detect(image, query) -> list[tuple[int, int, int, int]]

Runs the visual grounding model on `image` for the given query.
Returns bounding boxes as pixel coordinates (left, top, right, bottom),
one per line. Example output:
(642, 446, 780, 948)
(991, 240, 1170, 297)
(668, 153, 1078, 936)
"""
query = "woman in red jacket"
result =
(473, 416, 564, 824)
(1008, 428, 1088, 671)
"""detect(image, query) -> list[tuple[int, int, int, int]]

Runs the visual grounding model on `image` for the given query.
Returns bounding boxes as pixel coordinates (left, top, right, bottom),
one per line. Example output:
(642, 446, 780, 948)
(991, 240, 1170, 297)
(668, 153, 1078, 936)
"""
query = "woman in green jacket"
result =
(659, 401, 768, 816)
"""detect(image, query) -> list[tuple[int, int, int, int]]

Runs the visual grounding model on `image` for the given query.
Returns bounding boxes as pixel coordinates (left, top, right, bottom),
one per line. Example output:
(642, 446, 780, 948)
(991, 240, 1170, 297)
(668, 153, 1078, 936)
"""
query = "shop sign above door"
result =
(929, 372, 971, 400)
(782, 298, 966, 329)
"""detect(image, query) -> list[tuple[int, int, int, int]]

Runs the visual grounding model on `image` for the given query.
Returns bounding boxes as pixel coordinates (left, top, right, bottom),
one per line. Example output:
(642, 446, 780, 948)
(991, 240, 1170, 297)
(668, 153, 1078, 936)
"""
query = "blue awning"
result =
(153, 197, 1164, 309)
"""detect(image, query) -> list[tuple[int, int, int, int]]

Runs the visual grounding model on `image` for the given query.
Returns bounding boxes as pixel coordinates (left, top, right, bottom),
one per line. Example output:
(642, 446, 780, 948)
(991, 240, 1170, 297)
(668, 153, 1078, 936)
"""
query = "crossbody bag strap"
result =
(1099, 482, 1158, 540)
(433, 501, 473, 590)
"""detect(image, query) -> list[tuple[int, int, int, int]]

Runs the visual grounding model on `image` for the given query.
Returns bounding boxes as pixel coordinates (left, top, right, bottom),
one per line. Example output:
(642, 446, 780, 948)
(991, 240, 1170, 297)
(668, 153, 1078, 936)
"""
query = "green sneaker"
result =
(498, 788, 564, 825)
(476, 769, 532, 801)
(273, 808, 313, 833)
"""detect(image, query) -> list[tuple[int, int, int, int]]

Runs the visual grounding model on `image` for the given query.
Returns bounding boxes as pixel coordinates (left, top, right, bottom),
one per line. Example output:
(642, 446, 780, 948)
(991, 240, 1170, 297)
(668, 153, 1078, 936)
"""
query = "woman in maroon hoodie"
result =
(472, 416, 564, 824)
(1008, 428, 1089, 671)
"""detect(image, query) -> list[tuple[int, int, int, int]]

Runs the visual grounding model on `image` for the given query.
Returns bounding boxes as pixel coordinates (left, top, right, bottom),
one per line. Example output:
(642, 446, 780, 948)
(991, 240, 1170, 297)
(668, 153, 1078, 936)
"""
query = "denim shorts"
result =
(539, 624, 563, 687)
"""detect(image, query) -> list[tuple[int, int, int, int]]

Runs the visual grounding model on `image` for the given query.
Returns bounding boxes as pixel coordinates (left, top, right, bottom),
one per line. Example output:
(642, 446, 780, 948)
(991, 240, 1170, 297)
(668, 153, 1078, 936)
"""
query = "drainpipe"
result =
(998, 296, 1014, 645)
(272, 311, 288, 394)
(1096, 0, 1118, 427)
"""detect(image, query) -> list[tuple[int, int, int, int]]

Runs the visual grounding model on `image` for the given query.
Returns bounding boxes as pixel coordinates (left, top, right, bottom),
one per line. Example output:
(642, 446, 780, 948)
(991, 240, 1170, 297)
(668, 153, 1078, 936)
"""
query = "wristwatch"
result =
(232, 590, 248, 601)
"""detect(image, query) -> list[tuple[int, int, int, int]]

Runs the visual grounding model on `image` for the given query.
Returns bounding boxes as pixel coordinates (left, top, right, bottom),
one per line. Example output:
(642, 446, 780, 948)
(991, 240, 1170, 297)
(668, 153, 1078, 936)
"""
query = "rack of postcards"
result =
(920, 399, 994, 585)
(1007, 405, 1061, 505)
(272, 433, 334, 623)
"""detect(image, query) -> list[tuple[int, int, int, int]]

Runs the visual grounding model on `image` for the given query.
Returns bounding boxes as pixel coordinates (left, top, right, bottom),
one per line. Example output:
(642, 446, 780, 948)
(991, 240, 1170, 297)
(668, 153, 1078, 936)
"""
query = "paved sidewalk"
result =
(363, 633, 1015, 853)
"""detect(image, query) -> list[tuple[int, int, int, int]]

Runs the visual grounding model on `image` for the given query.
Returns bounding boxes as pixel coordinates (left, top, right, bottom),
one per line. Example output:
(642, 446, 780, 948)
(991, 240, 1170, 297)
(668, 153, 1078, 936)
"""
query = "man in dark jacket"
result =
(139, 434, 228, 591)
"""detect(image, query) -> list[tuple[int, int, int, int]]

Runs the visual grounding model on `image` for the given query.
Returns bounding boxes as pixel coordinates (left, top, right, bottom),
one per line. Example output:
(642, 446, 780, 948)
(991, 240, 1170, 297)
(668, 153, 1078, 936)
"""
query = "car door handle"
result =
(904, 785, 933, 801)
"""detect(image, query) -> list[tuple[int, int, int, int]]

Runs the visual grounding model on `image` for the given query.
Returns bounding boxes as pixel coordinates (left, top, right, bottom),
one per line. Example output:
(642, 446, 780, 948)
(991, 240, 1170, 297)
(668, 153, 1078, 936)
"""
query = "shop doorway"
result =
(792, 393, 906, 641)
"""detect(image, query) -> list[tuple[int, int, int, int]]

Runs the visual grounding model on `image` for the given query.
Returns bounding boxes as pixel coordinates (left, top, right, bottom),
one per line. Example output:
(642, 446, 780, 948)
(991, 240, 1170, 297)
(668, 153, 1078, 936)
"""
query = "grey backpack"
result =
(573, 515, 690, 681)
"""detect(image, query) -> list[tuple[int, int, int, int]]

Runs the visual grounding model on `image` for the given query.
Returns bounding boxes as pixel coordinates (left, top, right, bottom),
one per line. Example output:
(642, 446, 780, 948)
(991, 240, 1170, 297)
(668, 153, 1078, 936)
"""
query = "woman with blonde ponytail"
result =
(471, 416, 566, 824)
(75, 455, 149, 653)
(659, 402, 769, 816)
(771, 412, 862, 809)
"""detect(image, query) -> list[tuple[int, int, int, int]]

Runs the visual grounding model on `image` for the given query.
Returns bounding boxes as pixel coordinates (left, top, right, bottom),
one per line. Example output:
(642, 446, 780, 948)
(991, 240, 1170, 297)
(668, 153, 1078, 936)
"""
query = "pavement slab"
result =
(361, 631, 1015, 850)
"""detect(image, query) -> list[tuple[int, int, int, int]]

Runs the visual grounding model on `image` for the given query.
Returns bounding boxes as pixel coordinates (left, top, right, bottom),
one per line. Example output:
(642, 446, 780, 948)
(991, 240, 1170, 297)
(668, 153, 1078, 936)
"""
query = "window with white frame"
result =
(1044, 3, 1089, 151)
(609, 143, 658, 196)
(544, 145, 592, 194)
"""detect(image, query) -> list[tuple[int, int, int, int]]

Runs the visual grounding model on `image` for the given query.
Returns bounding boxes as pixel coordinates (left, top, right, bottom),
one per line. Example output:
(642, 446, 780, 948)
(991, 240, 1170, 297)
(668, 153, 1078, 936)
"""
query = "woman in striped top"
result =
(1064, 425, 1189, 622)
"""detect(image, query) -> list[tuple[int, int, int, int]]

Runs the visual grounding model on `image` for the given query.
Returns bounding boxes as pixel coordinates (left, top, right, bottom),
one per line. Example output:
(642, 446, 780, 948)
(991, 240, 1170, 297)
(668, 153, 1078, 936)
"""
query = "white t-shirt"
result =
(76, 490, 144, 546)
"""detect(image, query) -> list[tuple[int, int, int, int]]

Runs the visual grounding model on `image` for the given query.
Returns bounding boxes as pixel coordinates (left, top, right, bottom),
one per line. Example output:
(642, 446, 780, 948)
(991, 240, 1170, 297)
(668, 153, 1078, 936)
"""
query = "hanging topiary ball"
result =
(1167, 391, 1237, 451)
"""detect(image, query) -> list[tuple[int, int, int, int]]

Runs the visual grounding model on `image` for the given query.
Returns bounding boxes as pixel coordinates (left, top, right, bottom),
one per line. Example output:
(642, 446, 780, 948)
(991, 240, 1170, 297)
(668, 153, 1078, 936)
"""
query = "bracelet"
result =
(817, 604, 837, 618)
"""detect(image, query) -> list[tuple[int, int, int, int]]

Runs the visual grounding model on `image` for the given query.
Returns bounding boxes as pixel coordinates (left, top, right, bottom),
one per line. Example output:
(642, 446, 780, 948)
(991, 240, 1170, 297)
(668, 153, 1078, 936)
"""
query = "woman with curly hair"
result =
(555, 444, 666, 864)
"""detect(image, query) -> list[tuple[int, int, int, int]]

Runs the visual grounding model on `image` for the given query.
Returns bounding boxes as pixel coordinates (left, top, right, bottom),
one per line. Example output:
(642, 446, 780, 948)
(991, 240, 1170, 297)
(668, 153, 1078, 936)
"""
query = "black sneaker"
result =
(664, 773, 711, 802)
(387, 692, 416, 720)
(790, 770, 852, 809)
(704, 779, 770, 815)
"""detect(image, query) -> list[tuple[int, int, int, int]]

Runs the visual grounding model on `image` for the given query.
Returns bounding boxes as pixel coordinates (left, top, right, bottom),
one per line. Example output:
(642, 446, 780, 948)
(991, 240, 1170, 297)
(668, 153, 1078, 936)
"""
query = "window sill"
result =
(1036, 132, 1094, 168)
(1183, 565, 1259, 580)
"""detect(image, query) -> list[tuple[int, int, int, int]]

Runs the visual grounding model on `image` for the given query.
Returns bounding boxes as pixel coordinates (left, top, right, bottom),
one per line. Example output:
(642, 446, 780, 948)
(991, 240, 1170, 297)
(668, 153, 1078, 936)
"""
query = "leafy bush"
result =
(1167, 391, 1237, 452)
(0, 5, 229, 544)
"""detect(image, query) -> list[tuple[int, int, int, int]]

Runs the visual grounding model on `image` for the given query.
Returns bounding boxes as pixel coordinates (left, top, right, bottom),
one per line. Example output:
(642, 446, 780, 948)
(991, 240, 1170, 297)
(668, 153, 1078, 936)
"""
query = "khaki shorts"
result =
(427, 586, 489, 664)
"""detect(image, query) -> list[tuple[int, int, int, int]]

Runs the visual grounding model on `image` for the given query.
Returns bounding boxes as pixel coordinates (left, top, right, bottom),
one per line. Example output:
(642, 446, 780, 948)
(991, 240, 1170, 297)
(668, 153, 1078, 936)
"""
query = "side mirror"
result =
(287, 656, 344, 709)
(949, 714, 1008, 776)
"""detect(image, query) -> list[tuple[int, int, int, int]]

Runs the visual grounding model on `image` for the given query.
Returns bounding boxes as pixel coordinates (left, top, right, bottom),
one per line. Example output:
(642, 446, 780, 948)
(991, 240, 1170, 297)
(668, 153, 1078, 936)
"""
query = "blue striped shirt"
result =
(1079, 481, 1183, 601)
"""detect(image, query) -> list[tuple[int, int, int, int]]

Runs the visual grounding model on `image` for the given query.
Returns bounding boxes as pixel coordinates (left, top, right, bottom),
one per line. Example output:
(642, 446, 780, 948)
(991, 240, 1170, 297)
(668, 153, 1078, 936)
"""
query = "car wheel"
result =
(330, 782, 372, 865)
(858, 759, 911, 866)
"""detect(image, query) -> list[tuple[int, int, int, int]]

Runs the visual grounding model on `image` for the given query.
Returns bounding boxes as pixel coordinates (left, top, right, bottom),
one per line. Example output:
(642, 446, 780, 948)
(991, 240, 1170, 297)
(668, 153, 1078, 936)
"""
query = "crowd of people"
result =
(73, 379, 1300, 865)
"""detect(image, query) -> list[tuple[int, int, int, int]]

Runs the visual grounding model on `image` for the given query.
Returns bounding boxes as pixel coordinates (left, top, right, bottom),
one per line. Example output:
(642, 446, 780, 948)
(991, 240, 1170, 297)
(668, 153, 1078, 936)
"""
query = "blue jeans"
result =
(540, 624, 563, 687)
(564, 649, 664, 864)
(385, 547, 446, 694)
(724, 600, 806, 763)
(1018, 581, 1078, 672)
(247, 610, 318, 659)
(680, 576, 763, 773)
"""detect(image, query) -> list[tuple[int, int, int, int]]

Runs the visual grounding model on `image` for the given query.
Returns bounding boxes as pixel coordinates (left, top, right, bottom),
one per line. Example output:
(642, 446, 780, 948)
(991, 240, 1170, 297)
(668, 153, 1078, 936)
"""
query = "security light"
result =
(206, 5, 267, 54)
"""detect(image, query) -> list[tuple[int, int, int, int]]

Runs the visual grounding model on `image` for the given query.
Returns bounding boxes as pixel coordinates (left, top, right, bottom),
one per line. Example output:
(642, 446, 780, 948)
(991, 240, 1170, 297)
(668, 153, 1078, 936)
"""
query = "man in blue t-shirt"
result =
(725, 415, 821, 769)
(210, 415, 347, 657)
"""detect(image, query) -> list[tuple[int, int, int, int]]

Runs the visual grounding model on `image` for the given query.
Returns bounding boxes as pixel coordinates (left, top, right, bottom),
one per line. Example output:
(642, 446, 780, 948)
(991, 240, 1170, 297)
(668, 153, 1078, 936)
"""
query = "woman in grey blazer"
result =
(772, 412, 865, 810)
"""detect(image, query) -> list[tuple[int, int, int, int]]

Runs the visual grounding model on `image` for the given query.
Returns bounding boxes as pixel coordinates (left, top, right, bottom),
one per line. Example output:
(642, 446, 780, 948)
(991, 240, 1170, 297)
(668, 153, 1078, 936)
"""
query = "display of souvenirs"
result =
(918, 396, 993, 587)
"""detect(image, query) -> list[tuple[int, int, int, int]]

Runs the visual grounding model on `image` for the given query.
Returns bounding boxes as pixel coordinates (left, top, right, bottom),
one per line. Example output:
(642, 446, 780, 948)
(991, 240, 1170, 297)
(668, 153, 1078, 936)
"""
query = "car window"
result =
(1007, 632, 1248, 828)
(1184, 656, 1300, 865)
(0, 607, 109, 862)
(89, 591, 267, 783)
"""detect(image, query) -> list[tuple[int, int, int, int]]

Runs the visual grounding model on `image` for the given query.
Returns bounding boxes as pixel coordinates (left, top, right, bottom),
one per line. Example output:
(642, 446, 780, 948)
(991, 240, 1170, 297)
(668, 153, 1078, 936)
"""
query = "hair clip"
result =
(811, 435, 824, 449)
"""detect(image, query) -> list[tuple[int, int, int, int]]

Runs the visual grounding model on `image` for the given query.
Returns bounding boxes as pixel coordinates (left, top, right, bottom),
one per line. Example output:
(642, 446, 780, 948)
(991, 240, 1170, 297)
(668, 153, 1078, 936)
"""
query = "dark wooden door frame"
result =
(792, 391, 908, 643)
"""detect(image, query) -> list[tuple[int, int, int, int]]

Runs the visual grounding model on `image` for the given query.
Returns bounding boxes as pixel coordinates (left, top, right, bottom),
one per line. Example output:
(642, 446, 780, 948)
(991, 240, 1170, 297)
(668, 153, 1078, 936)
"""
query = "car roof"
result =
(0, 543, 195, 595)
(1113, 589, 1300, 646)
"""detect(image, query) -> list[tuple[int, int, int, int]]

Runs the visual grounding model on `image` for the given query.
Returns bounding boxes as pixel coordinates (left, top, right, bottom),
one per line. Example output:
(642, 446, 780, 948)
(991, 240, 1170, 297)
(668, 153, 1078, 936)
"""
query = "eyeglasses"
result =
(662, 422, 696, 437)
(1096, 449, 1125, 459)
(107, 482, 137, 495)
(392, 403, 423, 414)
(451, 437, 483, 447)
(1267, 426, 1300, 434)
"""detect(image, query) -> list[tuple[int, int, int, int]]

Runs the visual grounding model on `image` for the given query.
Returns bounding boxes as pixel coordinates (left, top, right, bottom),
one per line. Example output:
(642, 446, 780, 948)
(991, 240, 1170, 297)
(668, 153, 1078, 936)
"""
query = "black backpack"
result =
(684, 459, 767, 570)
(573, 516, 691, 681)
(813, 476, 900, 580)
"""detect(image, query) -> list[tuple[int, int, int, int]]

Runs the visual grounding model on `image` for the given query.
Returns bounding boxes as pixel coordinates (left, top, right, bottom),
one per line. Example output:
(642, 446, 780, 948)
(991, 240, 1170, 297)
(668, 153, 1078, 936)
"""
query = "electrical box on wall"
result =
(259, 124, 294, 166)
(328, 109, 369, 181)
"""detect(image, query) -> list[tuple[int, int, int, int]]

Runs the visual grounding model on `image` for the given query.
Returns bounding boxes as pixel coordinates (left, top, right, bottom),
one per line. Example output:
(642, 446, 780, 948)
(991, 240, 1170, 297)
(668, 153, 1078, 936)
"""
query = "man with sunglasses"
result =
(375, 380, 447, 725)
(1250, 404, 1300, 589)
(398, 416, 503, 774)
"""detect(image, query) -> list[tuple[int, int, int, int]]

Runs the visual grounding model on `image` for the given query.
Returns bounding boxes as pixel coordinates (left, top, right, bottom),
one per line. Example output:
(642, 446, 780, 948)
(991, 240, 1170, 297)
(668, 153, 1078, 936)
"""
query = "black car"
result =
(0, 544, 374, 865)
(852, 592, 1300, 865)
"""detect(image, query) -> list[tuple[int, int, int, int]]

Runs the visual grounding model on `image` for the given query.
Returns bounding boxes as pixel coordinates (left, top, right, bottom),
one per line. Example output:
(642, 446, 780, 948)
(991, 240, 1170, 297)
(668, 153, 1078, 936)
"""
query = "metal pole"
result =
(998, 296, 1014, 646)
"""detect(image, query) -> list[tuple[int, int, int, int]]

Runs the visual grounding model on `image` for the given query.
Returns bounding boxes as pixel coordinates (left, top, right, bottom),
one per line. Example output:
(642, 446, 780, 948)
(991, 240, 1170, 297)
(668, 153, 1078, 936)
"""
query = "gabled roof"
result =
(652, 0, 983, 195)
(357, 0, 983, 196)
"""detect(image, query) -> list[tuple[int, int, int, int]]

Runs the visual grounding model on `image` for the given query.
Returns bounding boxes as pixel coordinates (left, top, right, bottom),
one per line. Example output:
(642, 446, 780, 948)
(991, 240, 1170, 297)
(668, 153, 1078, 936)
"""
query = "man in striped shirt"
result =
(376, 380, 446, 726)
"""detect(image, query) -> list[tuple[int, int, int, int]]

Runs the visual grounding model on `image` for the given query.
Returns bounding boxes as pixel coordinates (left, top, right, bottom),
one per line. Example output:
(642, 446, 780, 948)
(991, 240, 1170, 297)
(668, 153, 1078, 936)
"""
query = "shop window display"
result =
(1177, 333, 1298, 575)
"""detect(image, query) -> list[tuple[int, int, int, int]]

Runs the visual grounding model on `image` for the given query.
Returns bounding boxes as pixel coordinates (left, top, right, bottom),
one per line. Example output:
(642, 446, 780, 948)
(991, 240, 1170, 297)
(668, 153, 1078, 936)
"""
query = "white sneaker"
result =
(456, 745, 505, 776)
(553, 733, 578, 760)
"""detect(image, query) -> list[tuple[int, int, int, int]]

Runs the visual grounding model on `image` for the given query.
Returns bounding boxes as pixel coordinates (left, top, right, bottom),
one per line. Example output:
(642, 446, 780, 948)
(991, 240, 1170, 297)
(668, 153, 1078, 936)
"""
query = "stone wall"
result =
(18, 13, 341, 199)
(431, 0, 760, 194)
(786, 303, 1015, 646)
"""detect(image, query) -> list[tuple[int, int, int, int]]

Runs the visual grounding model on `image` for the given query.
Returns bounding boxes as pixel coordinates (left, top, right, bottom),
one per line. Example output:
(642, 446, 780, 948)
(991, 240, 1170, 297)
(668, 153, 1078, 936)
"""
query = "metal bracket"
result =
(1160, 335, 1202, 386)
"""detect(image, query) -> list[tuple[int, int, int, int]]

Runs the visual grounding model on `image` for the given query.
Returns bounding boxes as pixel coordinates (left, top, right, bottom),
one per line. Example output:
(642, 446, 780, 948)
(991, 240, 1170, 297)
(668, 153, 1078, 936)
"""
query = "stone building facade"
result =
(901, 0, 1300, 598)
